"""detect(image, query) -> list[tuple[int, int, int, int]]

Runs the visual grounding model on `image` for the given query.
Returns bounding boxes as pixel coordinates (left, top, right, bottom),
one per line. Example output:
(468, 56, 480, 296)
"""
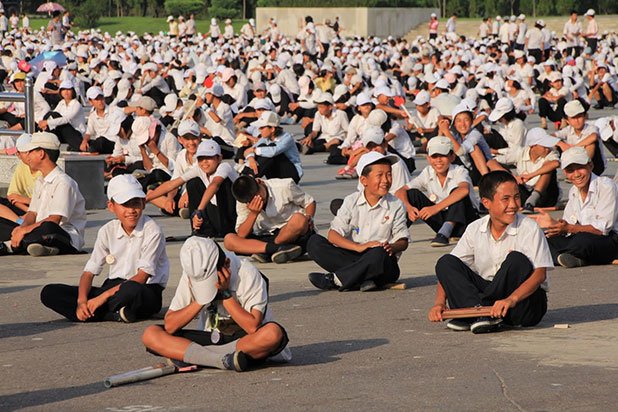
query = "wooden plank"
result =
(441, 306, 493, 319)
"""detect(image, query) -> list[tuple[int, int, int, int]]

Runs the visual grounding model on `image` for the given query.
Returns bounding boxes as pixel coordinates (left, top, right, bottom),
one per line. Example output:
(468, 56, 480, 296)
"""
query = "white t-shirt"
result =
(180, 162, 238, 206)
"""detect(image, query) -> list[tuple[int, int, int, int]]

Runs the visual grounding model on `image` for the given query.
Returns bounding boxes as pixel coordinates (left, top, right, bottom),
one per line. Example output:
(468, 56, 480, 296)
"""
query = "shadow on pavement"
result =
(398, 275, 436, 288)
(270, 289, 319, 303)
(543, 303, 618, 325)
(0, 382, 103, 411)
(0, 285, 38, 295)
(291, 338, 389, 366)
(0, 320, 74, 339)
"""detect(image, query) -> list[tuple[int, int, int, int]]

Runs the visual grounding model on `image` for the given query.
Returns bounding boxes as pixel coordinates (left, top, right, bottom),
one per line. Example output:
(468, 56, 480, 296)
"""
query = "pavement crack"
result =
(492, 367, 527, 412)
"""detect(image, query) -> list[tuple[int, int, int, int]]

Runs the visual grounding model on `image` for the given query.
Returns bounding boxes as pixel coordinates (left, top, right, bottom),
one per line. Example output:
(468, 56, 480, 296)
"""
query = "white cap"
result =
(142, 62, 157, 72)
(20, 132, 60, 151)
(314, 92, 334, 105)
(427, 135, 453, 156)
(356, 151, 399, 177)
(435, 79, 450, 90)
(373, 86, 394, 97)
(221, 67, 235, 82)
(514, 50, 525, 59)
(253, 111, 280, 128)
(488, 98, 514, 122)
(268, 84, 282, 103)
(430, 13, 437, 18)
(548, 72, 563, 83)
(178, 119, 200, 137)
(424, 73, 438, 84)
(167, 15, 174, 22)
(86, 86, 104, 100)
(107, 175, 145, 204)
(206, 84, 224, 97)
(15, 133, 32, 152)
(561, 146, 590, 169)
(564, 100, 586, 117)
(59, 80, 74, 90)
(595, 117, 616, 142)
(367, 109, 388, 127)
(585, 9, 595, 16)
(131, 117, 151, 146)
(179, 237, 221, 305)
(196, 139, 221, 157)
(160, 94, 179, 114)
(356, 92, 372, 106)
(361, 126, 385, 146)
(525, 128, 559, 148)
(252, 81, 266, 91)
(253, 98, 272, 110)
(413, 90, 431, 105)
(130, 96, 157, 112)
(451, 102, 472, 119)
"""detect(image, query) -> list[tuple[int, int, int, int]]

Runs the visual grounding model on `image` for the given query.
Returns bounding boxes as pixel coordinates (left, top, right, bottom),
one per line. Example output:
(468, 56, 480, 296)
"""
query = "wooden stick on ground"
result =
(441, 306, 493, 320)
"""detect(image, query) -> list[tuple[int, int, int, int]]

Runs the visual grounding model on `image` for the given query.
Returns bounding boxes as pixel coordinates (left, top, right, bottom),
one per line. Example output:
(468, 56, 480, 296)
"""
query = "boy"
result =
(0, 132, 86, 257)
(428, 171, 552, 334)
(141, 236, 290, 372)
(535, 147, 618, 268)
(146, 139, 238, 238)
(223, 175, 315, 264)
(40, 175, 169, 322)
(299, 92, 349, 161)
(81, 86, 127, 154)
(395, 136, 480, 247)
(307, 152, 410, 292)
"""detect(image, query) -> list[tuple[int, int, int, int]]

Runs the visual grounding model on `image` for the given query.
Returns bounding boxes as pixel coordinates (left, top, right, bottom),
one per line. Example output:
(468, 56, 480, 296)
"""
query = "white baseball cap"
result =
(373, 86, 394, 97)
(427, 136, 453, 156)
(548, 72, 563, 83)
(488, 98, 514, 122)
(107, 174, 145, 204)
(221, 67, 235, 82)
(196, 139, 221, 157)
(435, 79, 450, 90)
(160, 94, 179, 114)
(130, 96, 157, 112)
(585, 9, 595, 16)
(179, 237, 221, 305)
(560, 146, 590, 169)
(356, 151, 399, 177)
(15, 133, 32, 152)
(355, 92, 372, 106)
(450, 102, 472, 120)
(525, 127, 559, 148)
(254, 111, 280, 128)
(314, 92, 334, 105)
(564, 100, 586, 117)
(360, 126, 385, 146)
(20, 132, 60, 151)
(86, 86, 104, 100)
(131, 116, 151, 146)
(594, 117, 616, 142)
(413, 90, 431, 105)
(177, 119, 200, 137)
(59, 80, 74, 90)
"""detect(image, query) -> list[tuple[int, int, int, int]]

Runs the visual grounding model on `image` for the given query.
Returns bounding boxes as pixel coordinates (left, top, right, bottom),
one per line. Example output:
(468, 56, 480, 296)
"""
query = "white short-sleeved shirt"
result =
(330, 191, 410, 249)
(494, 118, 526, 164)
(341, 114, 368, 149)
(406, 164, 480, 210)
(47, 99, 86, 134)
(562, 175, 618, 235)
(171, 149, 198, 181)
(412, 107, 440, 129)
(451, 214, 553, 289)
(502, 146, 560, 190)
(554, 123, 599, 146)
(235, 178, 314, 235)
(312, 109, 349, 142)
(28, 167, 86, 251)
(169, 251, 270, 331)
(526, 27, 543, 49)
(86, 106, 126, 143)
(180, 162, 238, 206)
(388, 122, 416, 159)
(83, 215, 169, 286)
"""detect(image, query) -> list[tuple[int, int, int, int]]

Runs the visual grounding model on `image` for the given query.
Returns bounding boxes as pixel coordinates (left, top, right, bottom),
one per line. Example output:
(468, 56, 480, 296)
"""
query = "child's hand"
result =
(544, 219, 569, 237)
(76, 302, 93, 321)
(418, 205, 439, 220)
(356, 240, 382, 253)
(86, 295, 105, 316)
(382, 242, 393, 255)
(428, 304, 445, 322)
(529, 210, 557, 231)
(247, 195, 264, 214)
(491, 297, 516, 318)
(407, 206, 419, 221)
(216, 265, 231, 291)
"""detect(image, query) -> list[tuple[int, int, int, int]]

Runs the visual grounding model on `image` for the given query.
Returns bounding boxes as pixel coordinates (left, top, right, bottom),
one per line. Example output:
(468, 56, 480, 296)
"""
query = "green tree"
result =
(209, 0, 241, 18)
(164, 0, 205, 16)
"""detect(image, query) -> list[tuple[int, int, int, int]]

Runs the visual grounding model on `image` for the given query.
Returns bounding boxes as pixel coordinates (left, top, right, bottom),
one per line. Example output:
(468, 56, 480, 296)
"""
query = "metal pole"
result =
(25, 75, 35, 134)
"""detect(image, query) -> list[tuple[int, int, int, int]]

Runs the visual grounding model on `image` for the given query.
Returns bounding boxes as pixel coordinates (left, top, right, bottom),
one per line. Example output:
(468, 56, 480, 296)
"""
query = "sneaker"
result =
(521, 203, 535, 214)
(593, 103, 603, 110)
(308, 272, 338, 290)
(335, 167, 348, 180)
(330, 198, 344, 216)
(166, 357, 198, 372)
(557, 253, 586, 268)
(251, 253, 271, 263)
(446, 319, 472, 331)
(344, 168, 358, 179)
(271, 244, 302, 264)
(179, 208, 191, 219)
(280, 116, 295, 125)
(430, 233, 450, 247)
(268, 346, 292, 363)
(470, 317, 503, 334)
(222, 351, 248, 372)
(118, 306, 136, 323)
(27, 243, 60, 257)
(360, 280, 378, 292)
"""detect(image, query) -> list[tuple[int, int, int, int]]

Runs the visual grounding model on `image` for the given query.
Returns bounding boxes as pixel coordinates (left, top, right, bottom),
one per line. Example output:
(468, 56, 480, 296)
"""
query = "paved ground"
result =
(1, 111, 617, 411)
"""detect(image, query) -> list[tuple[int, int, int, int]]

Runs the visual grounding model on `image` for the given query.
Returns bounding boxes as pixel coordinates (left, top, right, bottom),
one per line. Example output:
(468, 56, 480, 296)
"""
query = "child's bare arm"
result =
(327, 229, 381, 253)
(428, 282, 447, 322)
(164, 302, 205, 334)
(145, 177, 184, 202)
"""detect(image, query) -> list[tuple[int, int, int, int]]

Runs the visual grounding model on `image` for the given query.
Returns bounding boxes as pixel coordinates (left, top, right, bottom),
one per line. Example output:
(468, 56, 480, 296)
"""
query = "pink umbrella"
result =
(36, 2, 66, 13)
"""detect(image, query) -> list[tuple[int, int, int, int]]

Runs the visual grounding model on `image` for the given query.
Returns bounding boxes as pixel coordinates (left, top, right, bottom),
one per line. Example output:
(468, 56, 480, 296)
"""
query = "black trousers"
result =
(0, 197, 25, 216)
(406, 189, 479, 237)
(307, 234, 400, 290)
(0, 220, 77, 255)
(88, 136, 116, 154)
(484, 129, 508, 150)
(0, 111, 24, 128)
(139, 168, 171, 191)
(518, 170, 560, 207)
(44, 111, 83, 152)
(538, 97, 566, 122)
(256, 153, 300, 183)
(528, 48, 543, 64)
(186, 177, 237, 238)
(603, 138, 618, 158)
(40, 278, 164, 322)
(435, 252, 547, 326)
(547, 231, 618, 265)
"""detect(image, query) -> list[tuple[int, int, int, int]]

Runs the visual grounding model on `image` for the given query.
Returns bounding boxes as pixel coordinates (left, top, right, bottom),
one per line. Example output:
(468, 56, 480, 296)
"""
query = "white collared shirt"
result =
(181, 162, 238, 206)
(83, 215, 169, 286)
(554, 122, 599, 146)
(406, 164, 480, 210)
(235, 178, 314, 235)
(312, 109, 349, 141)
(47, 99, 86, 134)
(563, 175, 618, 235)
(330, 191, 410, 246)
(86, 106, 126, 142)
(451, 214, 553, 289)
(502, 146, 559, 190)
(29, 167, 86, 251)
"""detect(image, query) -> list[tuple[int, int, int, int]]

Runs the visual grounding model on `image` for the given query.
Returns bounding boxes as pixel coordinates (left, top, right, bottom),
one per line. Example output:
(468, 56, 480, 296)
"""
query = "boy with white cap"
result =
(429, 171, 552, 334)
(588, 63, 617, 110)
(39, 80, 86, 152)
(538, 72, 569, 129)
(535, 147, 618, 268)
(0, 132, 86, 257)
(41, 174, 169, 322)
(137, 62, 170, 107)
(594, 115, 618, 158)
(300, 92, 349, 161)
(141, 236, 290, 372)
(82, 86, 127, 154)
(554, 100, 605, 176)
(307, 151, 410, 292)
(395, 136, 479, 247)
(407, 90, 440, 147)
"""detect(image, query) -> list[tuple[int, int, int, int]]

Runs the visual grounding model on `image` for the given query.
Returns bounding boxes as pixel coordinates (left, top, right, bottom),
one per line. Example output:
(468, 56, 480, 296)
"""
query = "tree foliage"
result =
(209, 0, 241, 19)
(164, 0, 205, 16)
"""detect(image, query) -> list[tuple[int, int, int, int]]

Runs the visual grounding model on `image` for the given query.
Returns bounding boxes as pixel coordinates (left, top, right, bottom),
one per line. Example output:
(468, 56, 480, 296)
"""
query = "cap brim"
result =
(488, 109, 506, 122)
(187, 273, 219, 305)
(111, 189, 146, 204)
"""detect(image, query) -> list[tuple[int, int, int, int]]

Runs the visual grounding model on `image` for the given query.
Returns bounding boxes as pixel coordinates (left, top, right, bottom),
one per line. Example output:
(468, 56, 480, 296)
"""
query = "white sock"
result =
(183, 340, 238, 369)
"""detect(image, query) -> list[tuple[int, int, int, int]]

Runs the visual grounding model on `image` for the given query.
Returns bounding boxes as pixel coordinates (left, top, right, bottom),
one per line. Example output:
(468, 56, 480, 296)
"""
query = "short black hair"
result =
(214, 241, 227, 270)
(479, 171, 517, 200)
(42, 148, 60, 163)
(232, 175, 260, 203)
(361, 158, 392, 177)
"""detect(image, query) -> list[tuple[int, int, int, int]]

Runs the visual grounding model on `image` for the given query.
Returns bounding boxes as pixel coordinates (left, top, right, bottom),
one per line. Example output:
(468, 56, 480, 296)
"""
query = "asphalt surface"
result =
(1, 112, 618, 411)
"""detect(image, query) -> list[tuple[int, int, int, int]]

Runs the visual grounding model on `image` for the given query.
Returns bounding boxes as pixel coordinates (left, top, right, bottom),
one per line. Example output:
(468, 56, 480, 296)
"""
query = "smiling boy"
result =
(428, 171, 552, 333)
(40, 175, 169, 322)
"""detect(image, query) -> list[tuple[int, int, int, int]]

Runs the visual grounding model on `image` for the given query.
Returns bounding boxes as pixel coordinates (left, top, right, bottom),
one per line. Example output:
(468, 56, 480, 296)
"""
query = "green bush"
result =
(164, 0, 206, 16)
(74, 0, 105, 28)
(209, 0, 241, 18)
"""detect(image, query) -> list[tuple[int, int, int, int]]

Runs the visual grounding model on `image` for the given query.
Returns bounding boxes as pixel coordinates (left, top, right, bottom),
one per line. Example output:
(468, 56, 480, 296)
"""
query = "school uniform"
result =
(86, 105, 126, 154)
(547, 175, 618, 265)
(538, 86, 569, 123)
(249, 131, 302, 183)
(311, 109, 349, 151)
(491, 118, 527, 164)
(0, 166, 86, 254)
(404, 164, 480, 236)
(40, 215, 169, 322)
(387, 122, 417, 173)
(436, 214, 553, 326)
(307, 191, 410, 290)
(181, 162, 238, 238)
(555, 123, 606, 176)
(45, 99, 86, 152)
(452, 127, 494, 185)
